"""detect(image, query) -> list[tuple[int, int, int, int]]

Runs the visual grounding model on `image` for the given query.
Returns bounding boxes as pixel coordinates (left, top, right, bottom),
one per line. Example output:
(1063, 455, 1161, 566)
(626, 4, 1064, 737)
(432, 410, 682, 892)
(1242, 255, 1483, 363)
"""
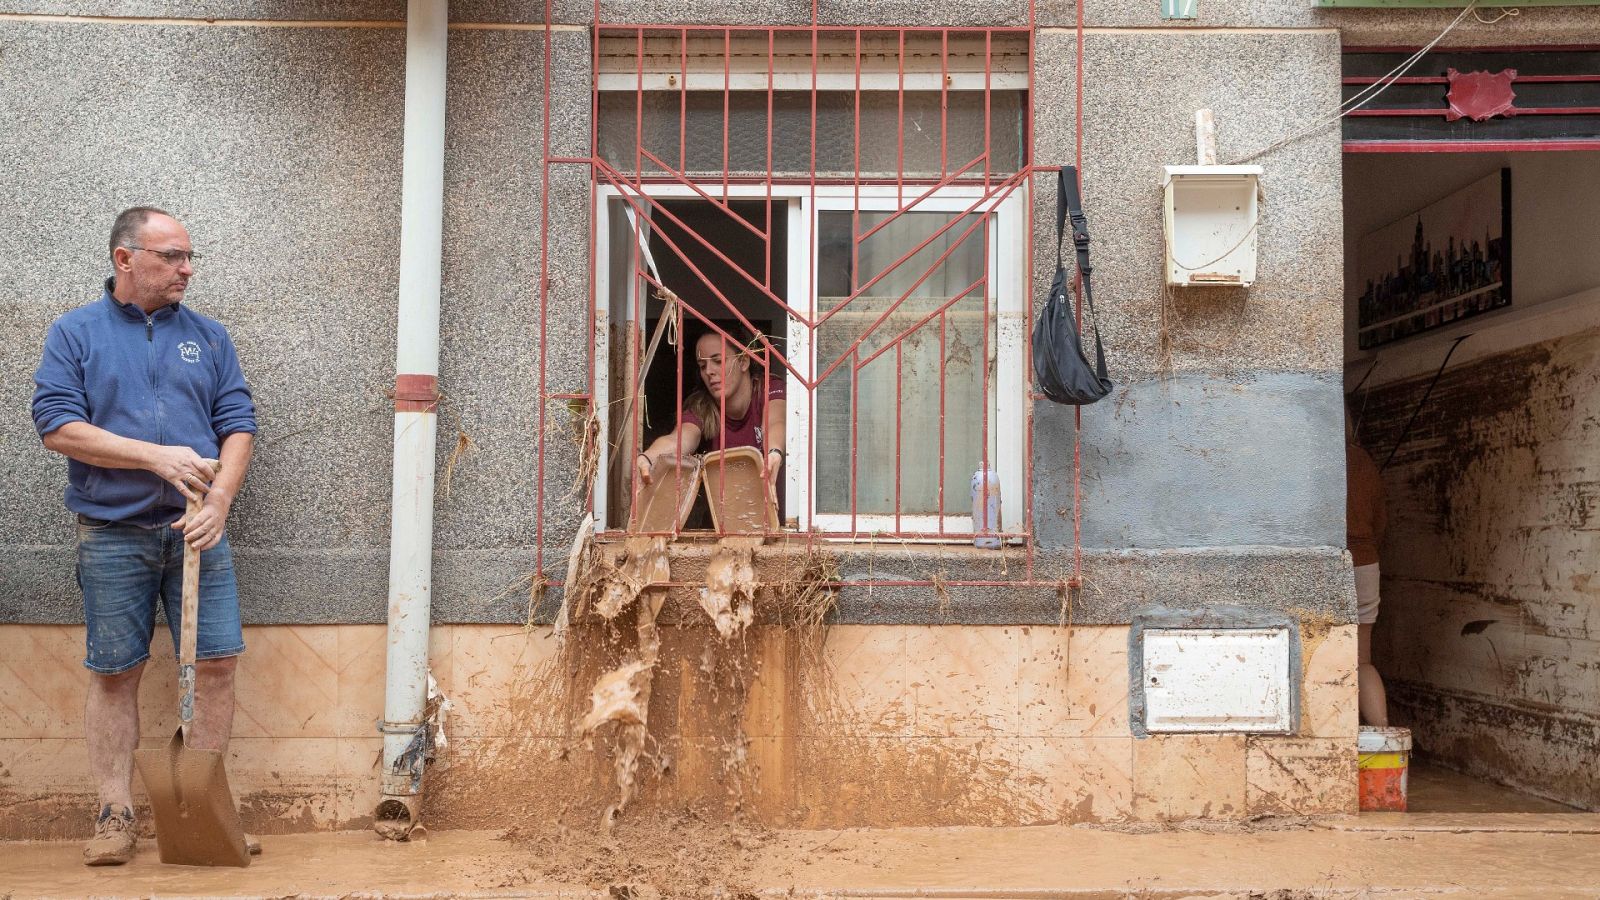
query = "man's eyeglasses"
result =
(127, 246, 202, 266)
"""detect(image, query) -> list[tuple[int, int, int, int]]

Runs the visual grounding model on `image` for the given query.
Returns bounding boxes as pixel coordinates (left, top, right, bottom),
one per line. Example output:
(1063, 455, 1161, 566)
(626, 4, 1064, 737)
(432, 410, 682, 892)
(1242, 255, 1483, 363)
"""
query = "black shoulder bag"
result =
(1033, 166, 1112, 405)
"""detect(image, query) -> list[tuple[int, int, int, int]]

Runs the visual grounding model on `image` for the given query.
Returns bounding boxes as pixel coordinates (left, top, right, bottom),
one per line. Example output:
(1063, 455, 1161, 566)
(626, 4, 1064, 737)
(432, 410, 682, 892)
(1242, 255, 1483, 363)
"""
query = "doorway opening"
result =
(1341, 53, 1600, 814)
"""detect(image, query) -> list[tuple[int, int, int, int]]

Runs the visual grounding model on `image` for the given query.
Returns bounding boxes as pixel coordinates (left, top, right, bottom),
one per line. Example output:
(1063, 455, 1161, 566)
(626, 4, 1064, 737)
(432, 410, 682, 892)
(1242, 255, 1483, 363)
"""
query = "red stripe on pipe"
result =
(394, 373, 439, 411)
(394, 373, 438, 400)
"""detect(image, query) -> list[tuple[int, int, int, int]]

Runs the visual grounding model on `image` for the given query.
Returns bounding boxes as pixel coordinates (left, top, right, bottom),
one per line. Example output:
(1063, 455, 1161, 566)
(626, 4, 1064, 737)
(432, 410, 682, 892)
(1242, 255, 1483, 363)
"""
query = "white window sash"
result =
(804, 185, 1025, 538)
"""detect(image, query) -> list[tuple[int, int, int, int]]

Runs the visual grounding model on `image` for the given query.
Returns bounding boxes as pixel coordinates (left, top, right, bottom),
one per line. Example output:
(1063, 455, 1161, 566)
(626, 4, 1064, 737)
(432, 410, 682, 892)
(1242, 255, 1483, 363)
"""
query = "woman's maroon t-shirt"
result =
(682, 375, 786, 452)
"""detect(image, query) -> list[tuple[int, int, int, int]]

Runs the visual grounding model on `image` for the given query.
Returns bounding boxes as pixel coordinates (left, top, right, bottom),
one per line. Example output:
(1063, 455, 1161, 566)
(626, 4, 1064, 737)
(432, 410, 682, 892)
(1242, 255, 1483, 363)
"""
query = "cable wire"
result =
(1227, 1, 1483, 165)
(1380, 334, 1471, 472)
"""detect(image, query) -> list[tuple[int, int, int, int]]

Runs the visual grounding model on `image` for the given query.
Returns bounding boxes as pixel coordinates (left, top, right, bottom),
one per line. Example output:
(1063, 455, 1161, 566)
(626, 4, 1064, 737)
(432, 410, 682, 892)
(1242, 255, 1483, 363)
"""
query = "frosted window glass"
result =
(599, 90, 1025, 177)
(814, 210, 991, 517)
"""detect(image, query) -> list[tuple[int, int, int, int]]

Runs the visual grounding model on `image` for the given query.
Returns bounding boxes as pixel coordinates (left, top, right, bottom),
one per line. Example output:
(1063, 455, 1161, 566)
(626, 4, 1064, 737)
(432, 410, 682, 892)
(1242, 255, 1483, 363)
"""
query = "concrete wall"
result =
(0, 6, 1361, 630)
(1026, 25, 1351, 646)
(1360, 324, 1600, 811)
(0, 17, 404, 621)
(0, 15, 591, 626)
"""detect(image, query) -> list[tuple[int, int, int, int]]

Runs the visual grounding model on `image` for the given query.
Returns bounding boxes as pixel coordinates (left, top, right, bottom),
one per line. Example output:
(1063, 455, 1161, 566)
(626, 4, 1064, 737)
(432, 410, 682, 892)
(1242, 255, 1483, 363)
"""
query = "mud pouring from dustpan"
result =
(133, 460, 251, 867)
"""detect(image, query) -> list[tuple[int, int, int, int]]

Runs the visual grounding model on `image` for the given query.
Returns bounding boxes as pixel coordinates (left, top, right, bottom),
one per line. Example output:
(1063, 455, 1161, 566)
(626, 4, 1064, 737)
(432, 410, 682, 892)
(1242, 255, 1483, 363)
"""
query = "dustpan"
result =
(631, 454, 702, 533)
(700, 447, 779, 534)
(134, 468, 251, 867)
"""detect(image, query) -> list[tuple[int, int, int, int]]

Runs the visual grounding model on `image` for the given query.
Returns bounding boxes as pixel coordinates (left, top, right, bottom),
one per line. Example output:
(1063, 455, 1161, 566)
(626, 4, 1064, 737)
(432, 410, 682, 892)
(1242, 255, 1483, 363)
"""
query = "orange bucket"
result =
(1358, 726, 1410, 812)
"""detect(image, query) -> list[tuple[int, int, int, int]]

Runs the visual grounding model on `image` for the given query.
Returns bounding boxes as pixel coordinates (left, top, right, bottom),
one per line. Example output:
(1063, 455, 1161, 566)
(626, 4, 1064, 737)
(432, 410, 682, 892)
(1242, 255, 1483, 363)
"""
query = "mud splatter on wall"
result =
(1358, 327, 1600, 810)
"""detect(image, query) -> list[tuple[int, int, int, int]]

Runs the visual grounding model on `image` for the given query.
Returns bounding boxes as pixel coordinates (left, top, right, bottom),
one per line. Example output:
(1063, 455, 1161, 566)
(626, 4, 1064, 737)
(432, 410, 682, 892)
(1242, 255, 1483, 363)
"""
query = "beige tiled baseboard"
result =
(0, 621, 1358, 835)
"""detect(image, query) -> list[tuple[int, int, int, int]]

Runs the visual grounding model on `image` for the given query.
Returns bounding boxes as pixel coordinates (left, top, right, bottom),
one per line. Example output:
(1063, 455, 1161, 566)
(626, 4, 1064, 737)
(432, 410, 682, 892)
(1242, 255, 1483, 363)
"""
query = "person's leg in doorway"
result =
(1358, 623, 1388, 727)
(1354, 562, 1388, 726)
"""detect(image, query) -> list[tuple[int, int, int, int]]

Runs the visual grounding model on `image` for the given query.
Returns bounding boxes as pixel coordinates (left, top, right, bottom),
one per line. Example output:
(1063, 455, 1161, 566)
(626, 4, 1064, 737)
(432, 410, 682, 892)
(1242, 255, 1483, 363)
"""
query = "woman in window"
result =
(635, 329, 786, 496)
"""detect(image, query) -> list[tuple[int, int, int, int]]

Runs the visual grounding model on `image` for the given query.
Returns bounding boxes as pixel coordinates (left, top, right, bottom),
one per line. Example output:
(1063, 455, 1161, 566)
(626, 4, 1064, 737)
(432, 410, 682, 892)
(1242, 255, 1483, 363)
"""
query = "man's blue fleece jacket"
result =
(32, 279, 258, 527)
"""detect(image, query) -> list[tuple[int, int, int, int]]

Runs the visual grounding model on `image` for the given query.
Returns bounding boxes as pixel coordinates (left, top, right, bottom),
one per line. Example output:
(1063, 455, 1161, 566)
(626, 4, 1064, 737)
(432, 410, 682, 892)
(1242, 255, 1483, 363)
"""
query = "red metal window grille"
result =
(532, 2, 1103, 599)
(580, 26, 1034, 547)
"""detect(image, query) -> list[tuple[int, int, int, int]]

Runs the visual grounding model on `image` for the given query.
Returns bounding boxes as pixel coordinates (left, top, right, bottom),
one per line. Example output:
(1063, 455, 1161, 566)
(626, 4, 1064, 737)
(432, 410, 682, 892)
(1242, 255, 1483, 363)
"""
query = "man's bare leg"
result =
(1358, 623, 1388, 727)
(188, 656, 237, 751)
(187, 654, 258, 855)
(86, 664, 144, 810)
(84, 664, 143, 865)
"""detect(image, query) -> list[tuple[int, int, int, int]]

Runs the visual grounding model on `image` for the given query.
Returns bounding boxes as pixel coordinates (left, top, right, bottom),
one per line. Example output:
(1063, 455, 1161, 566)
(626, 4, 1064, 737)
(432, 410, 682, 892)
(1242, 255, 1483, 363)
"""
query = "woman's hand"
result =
(763, 448, 783, 487)
(636, 424, 703, 489)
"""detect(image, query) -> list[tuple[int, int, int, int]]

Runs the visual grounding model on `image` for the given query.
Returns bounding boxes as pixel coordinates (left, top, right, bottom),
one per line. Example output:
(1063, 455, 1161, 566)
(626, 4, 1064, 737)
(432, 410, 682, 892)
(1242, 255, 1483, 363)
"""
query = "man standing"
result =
(31, 207, 258, 866)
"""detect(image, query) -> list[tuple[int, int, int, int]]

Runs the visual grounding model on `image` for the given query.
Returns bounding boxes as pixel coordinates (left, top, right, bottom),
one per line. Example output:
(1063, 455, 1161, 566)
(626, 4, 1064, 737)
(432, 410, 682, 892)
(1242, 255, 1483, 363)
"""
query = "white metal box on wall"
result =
(1140, 627, 1293, 733)
(1163, 165, 1262, 287)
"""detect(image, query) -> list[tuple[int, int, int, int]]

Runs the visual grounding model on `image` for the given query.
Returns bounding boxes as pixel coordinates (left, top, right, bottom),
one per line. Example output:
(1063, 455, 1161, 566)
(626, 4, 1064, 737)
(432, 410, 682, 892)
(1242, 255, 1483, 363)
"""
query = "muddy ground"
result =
(5, 817, 1600, 899)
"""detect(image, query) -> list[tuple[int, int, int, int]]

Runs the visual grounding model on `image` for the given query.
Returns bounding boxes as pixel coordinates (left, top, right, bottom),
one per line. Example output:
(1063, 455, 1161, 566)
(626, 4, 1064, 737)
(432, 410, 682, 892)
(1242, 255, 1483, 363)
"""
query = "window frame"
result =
(591, 183, 1026, 541)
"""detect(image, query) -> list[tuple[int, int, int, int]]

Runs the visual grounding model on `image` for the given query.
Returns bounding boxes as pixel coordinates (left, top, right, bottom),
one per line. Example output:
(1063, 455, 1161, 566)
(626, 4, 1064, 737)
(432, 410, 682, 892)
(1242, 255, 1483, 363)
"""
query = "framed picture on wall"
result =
(1355, 168, 1512, 350)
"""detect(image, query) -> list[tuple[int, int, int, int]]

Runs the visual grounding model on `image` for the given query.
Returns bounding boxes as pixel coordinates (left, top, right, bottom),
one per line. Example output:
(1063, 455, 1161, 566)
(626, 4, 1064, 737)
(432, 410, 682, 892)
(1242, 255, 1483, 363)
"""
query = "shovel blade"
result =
(134, 729, 251, 867)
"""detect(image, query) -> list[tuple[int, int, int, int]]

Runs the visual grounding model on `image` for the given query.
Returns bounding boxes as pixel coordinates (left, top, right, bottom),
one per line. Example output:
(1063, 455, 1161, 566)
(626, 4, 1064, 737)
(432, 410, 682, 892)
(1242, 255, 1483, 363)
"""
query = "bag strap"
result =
(1055, 165, 1070, 271)
(1058, 167, 1108, 381)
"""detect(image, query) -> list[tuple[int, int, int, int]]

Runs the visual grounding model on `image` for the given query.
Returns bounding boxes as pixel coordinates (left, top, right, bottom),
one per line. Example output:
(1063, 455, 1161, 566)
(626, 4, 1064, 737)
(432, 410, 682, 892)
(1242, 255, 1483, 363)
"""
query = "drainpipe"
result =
(375, 0, 448, 842)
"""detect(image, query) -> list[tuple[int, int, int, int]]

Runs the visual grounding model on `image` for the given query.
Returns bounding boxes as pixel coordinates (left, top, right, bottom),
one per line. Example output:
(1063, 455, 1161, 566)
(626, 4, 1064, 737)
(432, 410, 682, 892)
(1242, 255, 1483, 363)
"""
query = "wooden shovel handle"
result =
(177, 458, 221, 727)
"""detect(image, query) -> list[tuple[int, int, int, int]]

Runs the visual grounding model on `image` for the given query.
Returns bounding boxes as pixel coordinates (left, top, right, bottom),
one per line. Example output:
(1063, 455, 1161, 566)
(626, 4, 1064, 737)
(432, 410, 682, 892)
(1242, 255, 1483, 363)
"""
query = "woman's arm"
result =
(634, 421, 704, 485)
(762, 398, 787, 485)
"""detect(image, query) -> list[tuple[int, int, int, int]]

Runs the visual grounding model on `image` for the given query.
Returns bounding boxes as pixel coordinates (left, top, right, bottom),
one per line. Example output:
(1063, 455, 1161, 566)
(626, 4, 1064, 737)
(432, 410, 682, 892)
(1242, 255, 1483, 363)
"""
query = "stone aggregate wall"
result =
(0, 7, 1361, 627)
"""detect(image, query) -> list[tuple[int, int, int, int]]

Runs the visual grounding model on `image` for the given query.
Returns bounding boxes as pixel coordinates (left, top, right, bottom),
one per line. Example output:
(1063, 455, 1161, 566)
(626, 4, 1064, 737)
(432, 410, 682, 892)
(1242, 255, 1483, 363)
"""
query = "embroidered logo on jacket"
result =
(178, 341, 202, 364)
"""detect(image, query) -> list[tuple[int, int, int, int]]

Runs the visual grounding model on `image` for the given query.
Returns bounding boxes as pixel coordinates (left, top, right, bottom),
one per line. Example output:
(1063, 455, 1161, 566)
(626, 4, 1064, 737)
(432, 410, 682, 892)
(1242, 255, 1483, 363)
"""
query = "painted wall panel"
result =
(1034, 374, 1348, 551)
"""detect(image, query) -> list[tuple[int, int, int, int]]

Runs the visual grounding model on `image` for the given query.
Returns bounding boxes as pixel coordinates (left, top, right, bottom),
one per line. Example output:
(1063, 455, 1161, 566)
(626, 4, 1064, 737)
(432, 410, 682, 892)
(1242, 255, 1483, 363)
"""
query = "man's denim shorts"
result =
(76, 516, 246, 675)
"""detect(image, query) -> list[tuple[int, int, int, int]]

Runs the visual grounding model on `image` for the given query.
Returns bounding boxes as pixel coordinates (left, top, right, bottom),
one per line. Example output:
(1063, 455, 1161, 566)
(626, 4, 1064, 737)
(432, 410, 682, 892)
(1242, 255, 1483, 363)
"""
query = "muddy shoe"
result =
(83, 805, 136, 866)
(246, 834, 262, 855)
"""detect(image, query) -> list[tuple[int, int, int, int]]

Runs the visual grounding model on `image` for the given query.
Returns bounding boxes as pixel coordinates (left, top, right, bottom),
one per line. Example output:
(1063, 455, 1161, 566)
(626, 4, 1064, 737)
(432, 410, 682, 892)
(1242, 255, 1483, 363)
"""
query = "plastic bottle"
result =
(970, 467, 1002, 549)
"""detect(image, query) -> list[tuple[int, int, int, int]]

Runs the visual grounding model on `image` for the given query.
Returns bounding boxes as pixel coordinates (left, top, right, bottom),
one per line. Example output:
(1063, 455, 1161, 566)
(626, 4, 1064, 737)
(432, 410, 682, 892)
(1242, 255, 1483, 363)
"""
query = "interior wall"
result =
(1344, 151, 1600, 811)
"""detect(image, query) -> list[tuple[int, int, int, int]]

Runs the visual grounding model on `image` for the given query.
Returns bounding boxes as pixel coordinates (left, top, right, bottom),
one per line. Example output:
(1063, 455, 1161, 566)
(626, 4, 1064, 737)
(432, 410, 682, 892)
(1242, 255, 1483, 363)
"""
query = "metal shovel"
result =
(134, 461, 251, 867)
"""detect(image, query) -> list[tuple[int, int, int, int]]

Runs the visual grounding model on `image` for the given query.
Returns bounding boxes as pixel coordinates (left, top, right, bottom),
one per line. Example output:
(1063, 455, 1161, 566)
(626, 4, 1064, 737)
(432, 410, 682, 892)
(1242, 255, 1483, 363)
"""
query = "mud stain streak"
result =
(698, 543, 757, 639)
(0, 788, 103, 841)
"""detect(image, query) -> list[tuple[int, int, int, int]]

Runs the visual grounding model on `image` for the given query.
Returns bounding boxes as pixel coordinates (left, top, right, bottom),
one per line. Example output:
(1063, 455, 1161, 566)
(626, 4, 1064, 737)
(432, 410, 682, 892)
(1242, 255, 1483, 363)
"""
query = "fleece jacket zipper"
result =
(146, 314, 163, 447)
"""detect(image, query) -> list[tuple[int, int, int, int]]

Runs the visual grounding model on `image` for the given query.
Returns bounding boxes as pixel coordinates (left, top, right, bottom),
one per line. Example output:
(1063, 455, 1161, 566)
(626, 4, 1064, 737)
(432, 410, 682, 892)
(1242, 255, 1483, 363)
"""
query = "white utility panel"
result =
(1163, 165, 1262, 287)
(1142, 627, 1292, 733)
